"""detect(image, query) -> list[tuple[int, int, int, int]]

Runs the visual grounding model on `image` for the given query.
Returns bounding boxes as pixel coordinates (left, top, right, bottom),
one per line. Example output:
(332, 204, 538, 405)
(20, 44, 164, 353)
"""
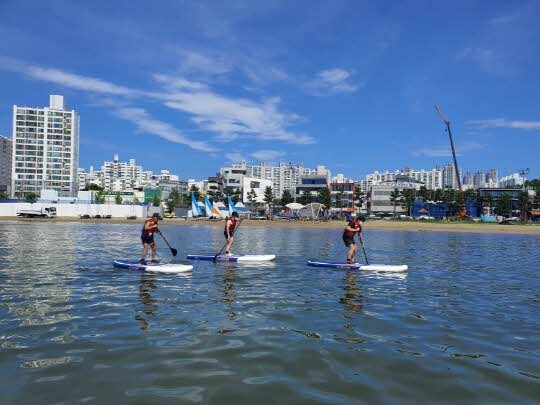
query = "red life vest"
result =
(142, 218, 158, 236)
(343, 219, 361, 237)
(225, 217, 238, 234)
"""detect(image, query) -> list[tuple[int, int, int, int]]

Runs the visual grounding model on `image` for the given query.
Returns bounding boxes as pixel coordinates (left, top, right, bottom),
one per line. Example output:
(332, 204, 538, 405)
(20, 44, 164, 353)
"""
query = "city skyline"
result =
(1, 1, 539, 180)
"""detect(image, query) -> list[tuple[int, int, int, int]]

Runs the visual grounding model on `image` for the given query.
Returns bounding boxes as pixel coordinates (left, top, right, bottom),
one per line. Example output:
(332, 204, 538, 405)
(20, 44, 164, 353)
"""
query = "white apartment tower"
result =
(0, 135, 12, 195)
(11, 95, 79, 197)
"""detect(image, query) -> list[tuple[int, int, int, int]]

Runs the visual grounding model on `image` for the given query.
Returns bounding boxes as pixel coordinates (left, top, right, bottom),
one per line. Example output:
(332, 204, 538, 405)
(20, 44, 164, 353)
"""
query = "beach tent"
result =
(285, 202, 305, 216)
(299, 203, 325, 219)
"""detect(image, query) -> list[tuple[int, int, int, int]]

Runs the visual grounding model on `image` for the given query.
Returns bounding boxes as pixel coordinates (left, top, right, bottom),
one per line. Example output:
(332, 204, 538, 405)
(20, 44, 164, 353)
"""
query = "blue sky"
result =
(1, 0, 539, 180)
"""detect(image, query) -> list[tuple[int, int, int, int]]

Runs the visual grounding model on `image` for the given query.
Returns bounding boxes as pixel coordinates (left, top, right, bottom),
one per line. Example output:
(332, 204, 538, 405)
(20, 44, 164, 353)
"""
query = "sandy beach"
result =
(3, 216, 540, 235)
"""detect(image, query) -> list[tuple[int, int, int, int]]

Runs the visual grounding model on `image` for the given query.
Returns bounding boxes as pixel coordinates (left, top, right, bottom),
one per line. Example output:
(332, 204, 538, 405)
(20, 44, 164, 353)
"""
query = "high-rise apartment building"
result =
(442, 163, 462, 190)
(473, 171, 485, 189)
(0, 135, 12, 195)
(11, 95, 79, 197)
(365, 167, 442, 190)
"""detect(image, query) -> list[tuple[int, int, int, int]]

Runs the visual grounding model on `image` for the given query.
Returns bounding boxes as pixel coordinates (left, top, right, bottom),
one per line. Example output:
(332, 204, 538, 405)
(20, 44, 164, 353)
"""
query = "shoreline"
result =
(3, 216, 540, 235)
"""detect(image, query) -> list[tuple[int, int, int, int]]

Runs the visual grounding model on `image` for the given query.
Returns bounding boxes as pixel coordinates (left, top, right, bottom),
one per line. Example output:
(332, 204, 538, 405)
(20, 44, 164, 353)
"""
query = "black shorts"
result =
(141, 234, 155, 245)
(342, 234, 356, 247)
(224, 231, 233, 240)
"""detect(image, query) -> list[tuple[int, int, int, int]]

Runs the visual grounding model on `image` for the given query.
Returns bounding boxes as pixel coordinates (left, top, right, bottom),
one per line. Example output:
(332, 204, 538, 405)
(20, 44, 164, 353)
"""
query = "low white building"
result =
(242, 177, 273, 203)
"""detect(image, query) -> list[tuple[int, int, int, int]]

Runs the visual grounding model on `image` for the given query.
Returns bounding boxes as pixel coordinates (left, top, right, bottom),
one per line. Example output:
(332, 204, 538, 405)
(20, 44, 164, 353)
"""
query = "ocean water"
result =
(0, 220, 539, 404)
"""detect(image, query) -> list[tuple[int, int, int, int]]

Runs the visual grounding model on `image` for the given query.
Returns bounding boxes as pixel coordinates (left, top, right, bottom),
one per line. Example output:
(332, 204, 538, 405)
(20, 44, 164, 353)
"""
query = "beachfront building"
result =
(242, 177, 273, 203)
(364, 167, 442, 190)
(220, 161, 330, 200)
(499, 172, 525, 188)
(296, 169, 331, 201)
(368, 175, 424, 215)
(0, 135, 12, 195)
(11, 95, 80, 198)
(330, 174, 357, 213)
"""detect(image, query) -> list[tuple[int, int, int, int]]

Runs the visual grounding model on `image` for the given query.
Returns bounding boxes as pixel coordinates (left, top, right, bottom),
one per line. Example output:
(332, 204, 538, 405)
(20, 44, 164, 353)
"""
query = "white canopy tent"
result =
(285, 202, 305, 216)
(299, 203, 325, 219)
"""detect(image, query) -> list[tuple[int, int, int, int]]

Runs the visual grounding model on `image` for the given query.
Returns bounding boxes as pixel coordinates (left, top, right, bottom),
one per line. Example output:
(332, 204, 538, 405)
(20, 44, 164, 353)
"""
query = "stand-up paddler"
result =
(140, 213, 160, 264)
(343, 213, 364, 264)
(224, 211, 239, 256)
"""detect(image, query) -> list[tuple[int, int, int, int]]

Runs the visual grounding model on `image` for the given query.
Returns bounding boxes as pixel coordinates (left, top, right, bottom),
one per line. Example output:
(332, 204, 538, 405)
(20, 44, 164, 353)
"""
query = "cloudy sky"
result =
(0, 0, 539, 179)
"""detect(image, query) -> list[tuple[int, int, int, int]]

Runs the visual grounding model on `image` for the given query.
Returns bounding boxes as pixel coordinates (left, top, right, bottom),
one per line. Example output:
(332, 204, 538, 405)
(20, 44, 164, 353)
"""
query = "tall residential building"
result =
(463, 171, 474, 188)
(78, 154, 151, 192)
(486, 168, 498, 185)
(499, 172, 525, 188)
(473, 171, 485, 189)
(442, 163, 462, 190)
(0, 135, 12, 195)
(365, 166, 442, 190)
(11, 95, 79, 197)
(220, 161, 329, 198)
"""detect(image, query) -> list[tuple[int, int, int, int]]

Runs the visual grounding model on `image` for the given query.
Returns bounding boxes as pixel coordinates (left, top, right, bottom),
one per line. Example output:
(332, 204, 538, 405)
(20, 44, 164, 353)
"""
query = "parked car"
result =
(417, 215, 435, 220)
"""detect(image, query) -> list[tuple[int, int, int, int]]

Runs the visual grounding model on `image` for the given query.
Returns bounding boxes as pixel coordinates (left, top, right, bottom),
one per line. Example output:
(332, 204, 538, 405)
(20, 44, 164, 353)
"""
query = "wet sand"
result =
(3, 216, 540, 235)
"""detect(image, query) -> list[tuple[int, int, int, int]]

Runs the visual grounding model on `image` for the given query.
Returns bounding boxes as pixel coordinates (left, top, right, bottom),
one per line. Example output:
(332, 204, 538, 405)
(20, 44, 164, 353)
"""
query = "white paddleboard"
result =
(187, 254, 276, 262)
(113, 260, 193, 273)
(307, 260, 408, 272)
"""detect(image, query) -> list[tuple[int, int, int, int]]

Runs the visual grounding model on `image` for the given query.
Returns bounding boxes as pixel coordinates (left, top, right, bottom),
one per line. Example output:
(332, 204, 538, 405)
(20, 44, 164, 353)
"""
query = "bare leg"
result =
(150, 243, 157, 262)
(226, 237, 234, 255)
(141, 243, 149, 261)
(347, 244, 355, 262)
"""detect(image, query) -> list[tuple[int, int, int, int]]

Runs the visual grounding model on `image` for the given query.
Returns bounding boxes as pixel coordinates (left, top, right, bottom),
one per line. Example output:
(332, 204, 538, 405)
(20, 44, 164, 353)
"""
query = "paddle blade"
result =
(171, 248, 178, 257)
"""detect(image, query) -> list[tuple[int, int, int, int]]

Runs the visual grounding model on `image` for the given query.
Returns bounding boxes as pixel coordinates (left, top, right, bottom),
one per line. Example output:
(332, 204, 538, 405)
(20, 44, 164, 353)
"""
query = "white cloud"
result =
(162, 89, 315, 144)
(175, 49, 232, 77)
(250, 149, 286, 161)
(152, 74, 208, 91)
(456, 47, 502, 73)
(414, 142, 485, 157)
(0, 57, 134, 96)
(224, 152, 246, 162)
(113, 106, 216, 152)
(466, 118, 540, 131)
(306, 68, 359, 95)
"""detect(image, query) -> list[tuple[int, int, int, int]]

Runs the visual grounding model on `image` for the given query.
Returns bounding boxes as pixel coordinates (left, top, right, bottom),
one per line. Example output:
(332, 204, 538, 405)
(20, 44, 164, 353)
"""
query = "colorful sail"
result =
(191, 192, 202, 216)
(204, 195, 213, 218)
(212, 201, 223, 218)
(227, 194, 237, 216)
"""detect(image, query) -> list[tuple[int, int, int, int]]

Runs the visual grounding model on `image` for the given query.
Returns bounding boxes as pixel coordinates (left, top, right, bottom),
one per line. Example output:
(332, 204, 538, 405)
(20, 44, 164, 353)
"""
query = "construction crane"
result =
(434, 105, 467, 217)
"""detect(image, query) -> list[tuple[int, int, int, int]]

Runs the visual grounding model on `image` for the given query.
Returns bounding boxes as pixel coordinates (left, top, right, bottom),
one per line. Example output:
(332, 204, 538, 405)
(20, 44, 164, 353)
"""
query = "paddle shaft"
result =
(214, 218, 243, 261)
(157, 229, 178, 256)
(359, 233, 369, 265)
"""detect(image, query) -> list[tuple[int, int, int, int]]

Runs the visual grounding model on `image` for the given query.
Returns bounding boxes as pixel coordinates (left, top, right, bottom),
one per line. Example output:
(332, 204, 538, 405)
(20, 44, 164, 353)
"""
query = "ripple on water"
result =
(0, 222, 539, 403)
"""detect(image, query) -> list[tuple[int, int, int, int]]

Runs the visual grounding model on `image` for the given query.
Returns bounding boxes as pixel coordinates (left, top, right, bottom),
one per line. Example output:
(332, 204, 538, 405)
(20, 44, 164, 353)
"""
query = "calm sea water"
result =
(0, 221, 539, 404)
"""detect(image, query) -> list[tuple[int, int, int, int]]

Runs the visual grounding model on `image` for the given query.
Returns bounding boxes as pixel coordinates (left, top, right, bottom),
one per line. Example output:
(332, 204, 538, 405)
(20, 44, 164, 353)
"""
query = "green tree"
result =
(418, 186, 429, 200)
(206, 185, 222, 202)
(94, 190, 105, 204)
(389, 188, 401, 217)
(517, 191, 530, 220)
(463, 188, 477, 202)
(115, 193, 123, 205)
(133, 197, 140, 204)
(230, 189, 242, 204)
(433, 188, 443, 203)
(86, 183, 103, 191)
(25, 192, 38, 203)
(496, 193, 512, 217)
(263, 186, 274, 216)
(281, 189, 294, 205)
(354, 186, 365, 212)
(247, 188, 258, 211)
(152, 194, 161, 207)
(299, 190, 313, 206)
(166, 189, 180, 213)
(0, 191, 9, 199)
(400, 189, 415, 216)
(317, 187, 332, 210)
(334, 191, 344, 214)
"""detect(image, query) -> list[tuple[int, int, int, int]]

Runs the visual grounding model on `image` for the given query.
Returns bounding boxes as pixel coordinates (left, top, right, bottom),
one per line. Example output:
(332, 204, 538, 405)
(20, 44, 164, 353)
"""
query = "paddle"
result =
(157, 229, 178, 257)
(359, 236, 369, 265)
(214, 218, 243, 262)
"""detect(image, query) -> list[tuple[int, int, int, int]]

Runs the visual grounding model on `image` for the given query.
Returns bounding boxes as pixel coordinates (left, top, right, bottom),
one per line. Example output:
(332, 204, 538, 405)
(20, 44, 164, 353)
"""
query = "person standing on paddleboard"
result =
(343, 213, 364, 264)
(224, 211, 239, 257)
(140, 213, 160, 264)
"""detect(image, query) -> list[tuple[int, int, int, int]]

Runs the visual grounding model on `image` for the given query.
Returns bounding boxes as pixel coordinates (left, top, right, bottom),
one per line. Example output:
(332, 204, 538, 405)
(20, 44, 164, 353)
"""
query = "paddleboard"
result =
(187, 254, 276, 262)
(307, 260, 408, 272)
(113, 260, 193, 273)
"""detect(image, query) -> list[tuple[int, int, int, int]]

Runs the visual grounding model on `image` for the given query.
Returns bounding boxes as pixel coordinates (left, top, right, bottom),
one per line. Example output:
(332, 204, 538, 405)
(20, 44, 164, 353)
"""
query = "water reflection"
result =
(340, 270, 364, 316)
(221, 263, 236, 305)
(135, 273, 158, 331)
